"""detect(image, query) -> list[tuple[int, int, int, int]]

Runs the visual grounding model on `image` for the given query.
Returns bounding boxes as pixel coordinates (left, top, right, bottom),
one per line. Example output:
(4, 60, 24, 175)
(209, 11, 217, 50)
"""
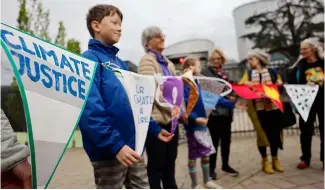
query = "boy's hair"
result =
(86, 4, 123, 38)
(182, 55, 200, 71)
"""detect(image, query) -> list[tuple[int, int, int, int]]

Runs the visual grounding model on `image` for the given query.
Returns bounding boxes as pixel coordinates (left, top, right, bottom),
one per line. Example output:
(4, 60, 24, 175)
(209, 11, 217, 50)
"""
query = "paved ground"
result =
(48, 134, 324, 189)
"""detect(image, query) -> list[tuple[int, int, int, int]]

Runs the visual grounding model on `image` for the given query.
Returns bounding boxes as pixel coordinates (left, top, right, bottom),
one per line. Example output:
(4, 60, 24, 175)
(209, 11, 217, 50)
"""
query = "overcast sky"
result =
(1, 0, 254, 84)
(1, 0, 255, 60)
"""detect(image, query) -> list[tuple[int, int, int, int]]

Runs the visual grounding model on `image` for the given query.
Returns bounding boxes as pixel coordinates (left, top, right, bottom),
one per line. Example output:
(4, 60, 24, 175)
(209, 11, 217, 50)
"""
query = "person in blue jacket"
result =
(181, 56, 246, 189)
(79, 5, 174, 189)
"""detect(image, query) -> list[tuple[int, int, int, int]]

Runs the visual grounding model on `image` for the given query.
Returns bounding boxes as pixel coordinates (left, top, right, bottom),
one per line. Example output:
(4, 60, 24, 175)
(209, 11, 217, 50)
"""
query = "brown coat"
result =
(138, 52, 177, 125)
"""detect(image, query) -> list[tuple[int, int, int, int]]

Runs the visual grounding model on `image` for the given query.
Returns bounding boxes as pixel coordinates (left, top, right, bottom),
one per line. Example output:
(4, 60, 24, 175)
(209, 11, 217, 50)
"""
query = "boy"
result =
(79, 4, 173, 189)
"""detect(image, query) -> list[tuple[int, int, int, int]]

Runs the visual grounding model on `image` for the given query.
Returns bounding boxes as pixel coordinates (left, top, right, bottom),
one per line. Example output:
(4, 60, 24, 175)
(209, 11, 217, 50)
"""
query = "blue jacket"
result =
(79, 39, 161, 162)
(184, 80, 235, 132)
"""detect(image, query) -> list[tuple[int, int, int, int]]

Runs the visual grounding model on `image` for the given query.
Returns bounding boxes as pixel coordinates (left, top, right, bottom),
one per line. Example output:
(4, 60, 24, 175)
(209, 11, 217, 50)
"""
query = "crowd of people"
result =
(1, 3, 324, 189)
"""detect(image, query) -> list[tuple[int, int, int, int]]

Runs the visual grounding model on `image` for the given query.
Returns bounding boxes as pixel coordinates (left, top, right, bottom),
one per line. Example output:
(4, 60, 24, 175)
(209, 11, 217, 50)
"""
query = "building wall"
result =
(163, 39, 215, 74)
(233, 0, 278, 60)
(164, 39, 215, 57)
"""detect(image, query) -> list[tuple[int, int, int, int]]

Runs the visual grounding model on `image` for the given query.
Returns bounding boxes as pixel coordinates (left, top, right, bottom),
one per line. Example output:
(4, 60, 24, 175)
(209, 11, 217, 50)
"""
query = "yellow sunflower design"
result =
(305, 67, 324, 85)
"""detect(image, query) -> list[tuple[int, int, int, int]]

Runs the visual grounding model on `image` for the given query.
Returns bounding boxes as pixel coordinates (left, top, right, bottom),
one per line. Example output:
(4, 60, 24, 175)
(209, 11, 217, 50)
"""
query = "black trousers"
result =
(146, 123, 179, 189)
(208, 115, 232, 172)
(257, 110, 283, 158)
(299, 93, 324, 164)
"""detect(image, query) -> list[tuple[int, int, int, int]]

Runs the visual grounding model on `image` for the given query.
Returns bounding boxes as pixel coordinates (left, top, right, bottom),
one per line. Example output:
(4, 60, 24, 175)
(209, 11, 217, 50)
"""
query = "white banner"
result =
(1, 23, 97, 188)
(113, 69, 155, 155)
(284, 84, 319, 122)
(195, 76, 232, 115)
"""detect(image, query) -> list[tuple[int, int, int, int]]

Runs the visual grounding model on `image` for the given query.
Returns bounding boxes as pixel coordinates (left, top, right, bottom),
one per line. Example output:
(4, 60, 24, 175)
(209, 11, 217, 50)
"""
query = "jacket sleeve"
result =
(138, 58, 157, 75)
(217, 97, 235, 109)
(148, 118, 162, 137)
(79, 52, 125, 156)
(1, 109, 30, 172)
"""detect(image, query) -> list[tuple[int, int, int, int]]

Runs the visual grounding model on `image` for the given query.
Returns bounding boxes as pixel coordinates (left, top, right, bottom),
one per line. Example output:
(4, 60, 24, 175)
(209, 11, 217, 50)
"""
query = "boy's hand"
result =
(235, 102, 248, 110)
(116, 145, 141, 167)
(158, 129, 174, 142)
(196, 117, 208, 126)
(12, 159, 32, 189)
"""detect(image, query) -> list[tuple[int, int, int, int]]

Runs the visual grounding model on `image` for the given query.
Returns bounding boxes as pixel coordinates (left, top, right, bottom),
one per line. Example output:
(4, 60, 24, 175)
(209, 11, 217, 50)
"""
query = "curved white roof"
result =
(163, 39, 215, 56)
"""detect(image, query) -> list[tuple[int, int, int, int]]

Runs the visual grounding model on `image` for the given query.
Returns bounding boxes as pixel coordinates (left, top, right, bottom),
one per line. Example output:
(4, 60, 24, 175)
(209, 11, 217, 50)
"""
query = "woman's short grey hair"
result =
(141, 26, 164, 52)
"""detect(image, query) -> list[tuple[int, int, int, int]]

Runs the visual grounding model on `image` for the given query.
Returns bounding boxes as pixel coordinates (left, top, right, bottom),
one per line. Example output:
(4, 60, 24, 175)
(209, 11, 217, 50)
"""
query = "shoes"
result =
(222, 166, 239, 177)
(262, 158, 275, 174)
(194, 184, 204, 189)
(272, 157, 284, 172)
(210, 172, 217, 180)
(297, 161, 309, 169)
(204, 181, 223, 189)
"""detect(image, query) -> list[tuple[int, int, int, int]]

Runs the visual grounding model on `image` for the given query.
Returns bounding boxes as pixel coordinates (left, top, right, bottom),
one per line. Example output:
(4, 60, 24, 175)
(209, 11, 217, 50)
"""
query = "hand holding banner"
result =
(232, 84, 283, 112)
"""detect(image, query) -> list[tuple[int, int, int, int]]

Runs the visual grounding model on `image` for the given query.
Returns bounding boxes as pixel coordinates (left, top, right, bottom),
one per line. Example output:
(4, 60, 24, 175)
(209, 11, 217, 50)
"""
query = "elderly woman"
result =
(138, 26, 178, 189)
(289, 38, 324, 169)
(239, 49, 284, 174)
(201, 49, 239, 180)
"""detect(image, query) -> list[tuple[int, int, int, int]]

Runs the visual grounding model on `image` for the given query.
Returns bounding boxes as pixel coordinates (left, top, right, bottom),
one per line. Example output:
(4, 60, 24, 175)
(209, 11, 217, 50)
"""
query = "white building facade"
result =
(163, 39, 215, 74)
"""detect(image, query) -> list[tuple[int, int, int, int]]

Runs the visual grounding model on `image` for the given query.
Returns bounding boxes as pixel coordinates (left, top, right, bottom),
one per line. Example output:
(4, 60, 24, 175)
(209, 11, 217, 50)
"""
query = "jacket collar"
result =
(88, 39, 119, 57)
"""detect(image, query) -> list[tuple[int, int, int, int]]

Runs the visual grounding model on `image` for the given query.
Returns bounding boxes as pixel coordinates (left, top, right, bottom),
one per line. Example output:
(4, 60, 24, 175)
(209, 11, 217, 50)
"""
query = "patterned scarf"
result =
(251, 68, 276, 110)
(251, 68, 272, 84)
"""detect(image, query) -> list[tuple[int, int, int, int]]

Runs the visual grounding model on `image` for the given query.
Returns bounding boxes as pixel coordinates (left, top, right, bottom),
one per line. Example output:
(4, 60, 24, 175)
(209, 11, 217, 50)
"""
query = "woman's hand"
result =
(245, 81, 253, 88)
(235, 102, 248, 110)
(157, 129, 174, 143)
(171, 106, 181, 119)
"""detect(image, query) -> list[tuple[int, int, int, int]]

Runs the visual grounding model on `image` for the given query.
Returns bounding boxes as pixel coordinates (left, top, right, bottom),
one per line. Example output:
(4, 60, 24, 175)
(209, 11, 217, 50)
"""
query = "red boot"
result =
(297, 161, 309, 169)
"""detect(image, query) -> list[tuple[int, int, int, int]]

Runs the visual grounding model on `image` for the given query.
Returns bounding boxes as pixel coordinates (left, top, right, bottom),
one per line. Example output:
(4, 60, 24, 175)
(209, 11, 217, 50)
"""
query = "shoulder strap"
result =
(268, 68, 278, 83)
(248, 69, 253, 81)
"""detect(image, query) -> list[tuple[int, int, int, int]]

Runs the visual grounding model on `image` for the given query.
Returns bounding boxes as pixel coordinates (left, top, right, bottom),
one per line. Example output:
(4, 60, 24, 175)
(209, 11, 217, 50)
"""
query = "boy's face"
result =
(92, 13, 122, 45)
